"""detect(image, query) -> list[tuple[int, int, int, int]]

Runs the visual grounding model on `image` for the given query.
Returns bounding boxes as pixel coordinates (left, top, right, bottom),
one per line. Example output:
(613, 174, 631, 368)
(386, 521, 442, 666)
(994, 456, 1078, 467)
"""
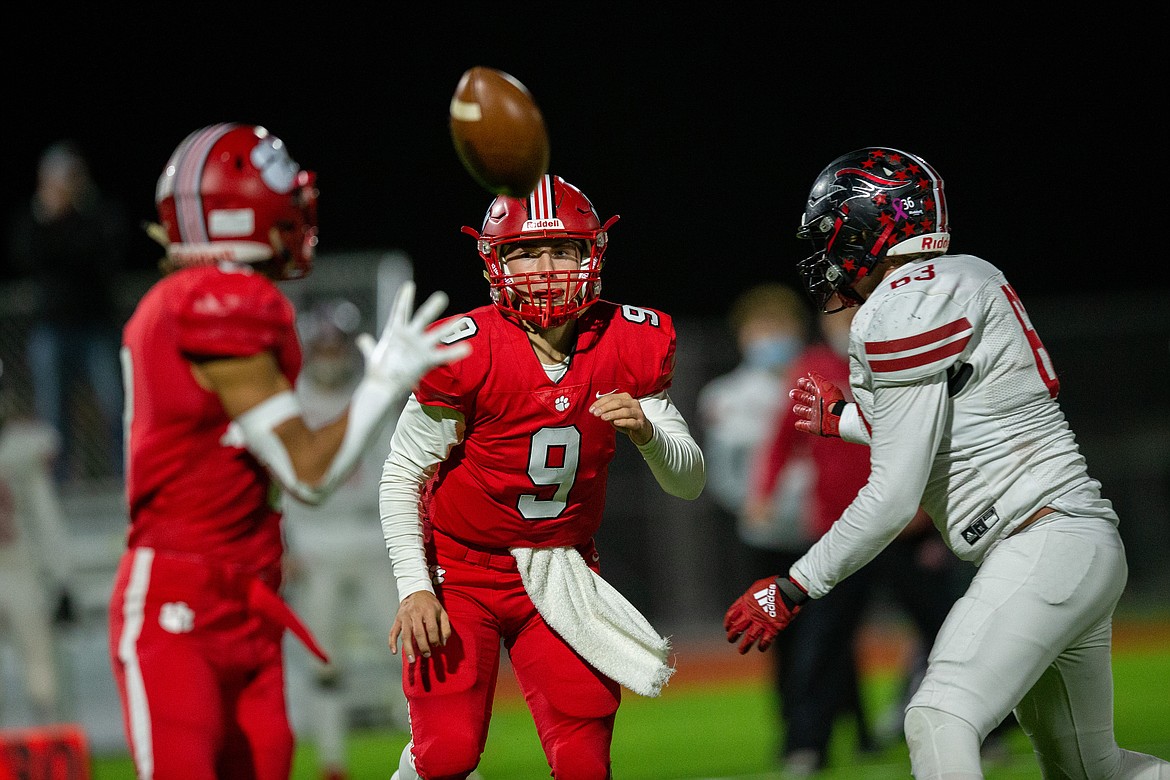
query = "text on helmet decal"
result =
(522, 218, 564, 232)
(208, 208, 256, 238)
(888, 232, 951, 257)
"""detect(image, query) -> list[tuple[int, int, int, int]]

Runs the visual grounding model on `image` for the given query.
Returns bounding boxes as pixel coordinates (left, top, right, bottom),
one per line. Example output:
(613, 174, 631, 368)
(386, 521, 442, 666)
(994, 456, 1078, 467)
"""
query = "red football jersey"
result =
(750, 343, 871, 539)
(121, 263, 301, 571)
(417, 302, 676, 549)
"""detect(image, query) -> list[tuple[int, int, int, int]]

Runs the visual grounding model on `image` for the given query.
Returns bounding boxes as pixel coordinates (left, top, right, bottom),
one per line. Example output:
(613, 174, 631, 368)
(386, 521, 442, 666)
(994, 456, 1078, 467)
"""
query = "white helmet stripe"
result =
(914, 151, 948, 232)
(173, 123, 237, 245)
(528, 174, 554, 220)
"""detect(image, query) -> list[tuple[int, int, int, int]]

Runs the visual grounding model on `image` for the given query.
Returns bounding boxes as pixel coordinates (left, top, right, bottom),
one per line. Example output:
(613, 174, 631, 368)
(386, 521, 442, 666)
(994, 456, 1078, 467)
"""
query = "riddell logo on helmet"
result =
(523, 219, 564, 231)
(919, 235, 950, 251)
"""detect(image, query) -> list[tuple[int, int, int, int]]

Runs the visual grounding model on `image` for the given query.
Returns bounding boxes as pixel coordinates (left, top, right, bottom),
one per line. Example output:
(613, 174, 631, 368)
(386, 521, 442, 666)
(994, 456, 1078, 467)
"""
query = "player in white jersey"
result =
(0, 363, 74, 725)
(283, 298, 409, 780)
(724, 147, 1169, 779)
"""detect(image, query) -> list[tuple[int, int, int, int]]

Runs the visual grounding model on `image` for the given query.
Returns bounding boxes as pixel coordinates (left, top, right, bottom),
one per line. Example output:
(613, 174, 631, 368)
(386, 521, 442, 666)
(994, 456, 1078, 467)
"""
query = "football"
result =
(449, 67, 550, 198)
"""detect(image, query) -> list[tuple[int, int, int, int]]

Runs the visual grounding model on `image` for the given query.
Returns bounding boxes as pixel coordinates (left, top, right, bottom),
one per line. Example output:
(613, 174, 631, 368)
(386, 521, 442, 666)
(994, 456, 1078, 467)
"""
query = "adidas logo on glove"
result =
(753, 583, 777, 618)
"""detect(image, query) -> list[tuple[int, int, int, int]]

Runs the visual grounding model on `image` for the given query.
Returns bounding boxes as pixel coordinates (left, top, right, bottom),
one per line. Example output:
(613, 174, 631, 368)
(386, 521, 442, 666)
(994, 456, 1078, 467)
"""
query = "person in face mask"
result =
(733, 299, 886, 773)
(696, 283, 812, 605)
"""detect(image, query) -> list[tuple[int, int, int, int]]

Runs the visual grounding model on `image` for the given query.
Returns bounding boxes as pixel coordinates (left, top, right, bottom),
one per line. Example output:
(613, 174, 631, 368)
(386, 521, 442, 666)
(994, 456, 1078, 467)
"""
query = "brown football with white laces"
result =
(449, 67, 550, 197)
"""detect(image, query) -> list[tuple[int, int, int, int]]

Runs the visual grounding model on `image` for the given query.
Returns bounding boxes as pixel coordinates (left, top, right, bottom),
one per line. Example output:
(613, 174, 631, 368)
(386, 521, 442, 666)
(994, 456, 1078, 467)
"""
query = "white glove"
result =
(355, 280, 471, 392)
(302, 281, 469, 504)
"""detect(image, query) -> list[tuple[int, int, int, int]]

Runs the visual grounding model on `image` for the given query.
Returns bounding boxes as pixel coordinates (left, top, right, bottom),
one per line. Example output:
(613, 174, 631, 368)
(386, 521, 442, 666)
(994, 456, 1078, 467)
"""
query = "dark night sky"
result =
(7, 10, 1164, 318)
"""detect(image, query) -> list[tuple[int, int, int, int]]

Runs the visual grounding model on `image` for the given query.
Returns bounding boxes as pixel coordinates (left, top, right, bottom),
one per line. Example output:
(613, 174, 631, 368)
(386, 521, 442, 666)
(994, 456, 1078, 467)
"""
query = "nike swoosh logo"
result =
(595, 389, 620, 398)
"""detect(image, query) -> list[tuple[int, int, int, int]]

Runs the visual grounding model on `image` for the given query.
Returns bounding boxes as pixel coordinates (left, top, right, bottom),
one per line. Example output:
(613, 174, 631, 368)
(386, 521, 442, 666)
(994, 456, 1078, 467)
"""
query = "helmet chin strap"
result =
(822, 288, 862, 314)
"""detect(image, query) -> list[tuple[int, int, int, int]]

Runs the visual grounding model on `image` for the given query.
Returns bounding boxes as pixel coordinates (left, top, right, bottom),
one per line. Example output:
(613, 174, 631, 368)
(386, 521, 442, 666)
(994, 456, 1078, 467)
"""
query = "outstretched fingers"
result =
(409, 289, 451, 332)
(389, 280, 417, 331)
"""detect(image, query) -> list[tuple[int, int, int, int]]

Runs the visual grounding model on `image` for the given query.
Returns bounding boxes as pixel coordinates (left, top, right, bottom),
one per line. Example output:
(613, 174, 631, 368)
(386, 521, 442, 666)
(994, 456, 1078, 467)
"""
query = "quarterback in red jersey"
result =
(108, 123, 468, 780)
(380, 175, 706, 780)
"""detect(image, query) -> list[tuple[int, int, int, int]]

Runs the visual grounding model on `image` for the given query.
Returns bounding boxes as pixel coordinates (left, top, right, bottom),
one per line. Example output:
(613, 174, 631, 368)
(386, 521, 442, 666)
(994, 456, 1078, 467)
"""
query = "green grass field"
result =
(90, 634, 1170, 779)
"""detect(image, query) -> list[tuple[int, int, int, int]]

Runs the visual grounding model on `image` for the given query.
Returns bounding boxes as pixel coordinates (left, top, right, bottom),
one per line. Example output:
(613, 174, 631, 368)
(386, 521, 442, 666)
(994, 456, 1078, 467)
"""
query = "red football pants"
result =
(108, 548, 298, 780)
(405, 532, 621, 780)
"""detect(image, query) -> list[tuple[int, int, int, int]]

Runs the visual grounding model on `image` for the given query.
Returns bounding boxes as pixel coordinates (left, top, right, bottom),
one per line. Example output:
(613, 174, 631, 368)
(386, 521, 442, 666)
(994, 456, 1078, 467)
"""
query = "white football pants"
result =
(905, 514, 1169, 778)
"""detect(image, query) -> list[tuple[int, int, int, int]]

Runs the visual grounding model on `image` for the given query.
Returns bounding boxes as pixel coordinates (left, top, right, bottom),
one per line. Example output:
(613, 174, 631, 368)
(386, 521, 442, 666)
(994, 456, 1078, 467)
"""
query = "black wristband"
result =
(829, 400, 847, 416)
(776, 576, 809, 609)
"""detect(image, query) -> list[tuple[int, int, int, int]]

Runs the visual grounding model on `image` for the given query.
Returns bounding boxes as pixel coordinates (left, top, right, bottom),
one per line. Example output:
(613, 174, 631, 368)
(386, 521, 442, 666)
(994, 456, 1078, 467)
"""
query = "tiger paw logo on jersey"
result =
(533, 385, 585, 415)
(159, 601, 195, 633)
(753, 583, 778, 618)
(429, 564, 446, 585)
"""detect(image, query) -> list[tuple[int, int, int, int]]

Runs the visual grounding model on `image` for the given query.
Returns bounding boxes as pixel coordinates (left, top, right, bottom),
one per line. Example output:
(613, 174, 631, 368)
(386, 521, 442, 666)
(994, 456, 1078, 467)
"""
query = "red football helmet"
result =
(155, 123, 318, 279)
(462, 174, 619, 328)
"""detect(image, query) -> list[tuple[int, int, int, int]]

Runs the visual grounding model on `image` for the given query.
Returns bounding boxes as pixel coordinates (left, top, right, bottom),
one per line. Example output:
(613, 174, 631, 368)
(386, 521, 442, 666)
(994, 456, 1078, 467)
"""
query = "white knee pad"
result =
(904, 706, 983, 780)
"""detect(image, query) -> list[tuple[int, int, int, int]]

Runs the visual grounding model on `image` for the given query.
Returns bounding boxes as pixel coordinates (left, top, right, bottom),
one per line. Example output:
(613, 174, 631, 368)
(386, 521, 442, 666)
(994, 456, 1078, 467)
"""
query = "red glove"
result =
(790, 371, 846, 437)
(724, 575, 808, 654)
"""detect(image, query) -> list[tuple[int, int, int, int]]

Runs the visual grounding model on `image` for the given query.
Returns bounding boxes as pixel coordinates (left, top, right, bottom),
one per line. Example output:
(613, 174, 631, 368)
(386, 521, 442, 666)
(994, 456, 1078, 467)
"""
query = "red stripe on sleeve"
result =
(864, 317, 972, 355)
(869, 335, 970, 373)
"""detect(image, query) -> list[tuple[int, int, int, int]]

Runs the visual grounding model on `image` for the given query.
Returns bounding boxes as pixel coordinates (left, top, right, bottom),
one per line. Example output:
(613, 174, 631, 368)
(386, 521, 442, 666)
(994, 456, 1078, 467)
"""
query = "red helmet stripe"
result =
(834, 167, 904, 187)
(173, 123, 237, 245)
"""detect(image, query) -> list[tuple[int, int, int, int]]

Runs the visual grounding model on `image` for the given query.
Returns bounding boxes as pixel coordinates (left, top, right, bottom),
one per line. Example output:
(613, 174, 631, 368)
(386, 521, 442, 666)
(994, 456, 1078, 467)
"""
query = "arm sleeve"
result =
(635, 391, 706, 500)
(789, 375, 948, 597)
(230, 379, 408, 506)
(378, 396, 464, 600)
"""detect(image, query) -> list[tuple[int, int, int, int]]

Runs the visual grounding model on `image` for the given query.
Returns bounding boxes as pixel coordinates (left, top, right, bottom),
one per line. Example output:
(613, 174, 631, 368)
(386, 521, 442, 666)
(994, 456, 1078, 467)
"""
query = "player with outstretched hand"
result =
(107, 123, 469, 780)
(724, 147, 1169, 778)
(380, 175, 705, 780)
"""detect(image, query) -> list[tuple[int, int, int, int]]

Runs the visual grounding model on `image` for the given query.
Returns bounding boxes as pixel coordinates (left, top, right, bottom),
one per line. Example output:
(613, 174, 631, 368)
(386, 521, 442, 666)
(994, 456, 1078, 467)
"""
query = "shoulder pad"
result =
(177, 269, 295, 358)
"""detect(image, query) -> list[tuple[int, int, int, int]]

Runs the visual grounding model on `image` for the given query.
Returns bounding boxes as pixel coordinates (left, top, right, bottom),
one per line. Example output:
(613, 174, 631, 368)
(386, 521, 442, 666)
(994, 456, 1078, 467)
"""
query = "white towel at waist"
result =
(511, 545, 674, 697)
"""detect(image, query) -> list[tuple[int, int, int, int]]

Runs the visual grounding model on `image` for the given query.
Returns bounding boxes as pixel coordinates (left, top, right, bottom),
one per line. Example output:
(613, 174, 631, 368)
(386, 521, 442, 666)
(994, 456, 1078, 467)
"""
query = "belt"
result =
(432, 530, 599, 572)
(1008, 506, 1056, 538)
(433, 530, 517, 572)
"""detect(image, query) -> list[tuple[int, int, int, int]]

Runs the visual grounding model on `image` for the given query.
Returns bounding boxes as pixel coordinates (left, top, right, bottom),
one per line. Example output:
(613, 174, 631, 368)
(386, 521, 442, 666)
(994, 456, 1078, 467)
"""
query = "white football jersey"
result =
(792, 254, 1117, 596)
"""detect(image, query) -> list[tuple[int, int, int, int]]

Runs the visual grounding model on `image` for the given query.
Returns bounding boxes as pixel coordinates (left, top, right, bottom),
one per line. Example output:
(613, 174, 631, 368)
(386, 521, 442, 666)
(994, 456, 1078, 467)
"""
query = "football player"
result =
(0, 360, 75, 725)
(108, 123, 468, 779)
(724, 147, 1169, 778)
(283, 297, 410, 779)
(380, 175, 706, 780)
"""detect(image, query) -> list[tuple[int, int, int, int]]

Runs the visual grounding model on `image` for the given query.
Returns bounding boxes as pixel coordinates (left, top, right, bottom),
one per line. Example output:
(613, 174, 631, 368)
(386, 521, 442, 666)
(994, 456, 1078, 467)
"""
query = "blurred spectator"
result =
(742, 304, 879, 774)
(695, 283, 813, 607)
(5, 140, 128, 483)
(282, 297, 409, 780)
(0, 360, 76, 725)
(698, 285, 884, 772)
